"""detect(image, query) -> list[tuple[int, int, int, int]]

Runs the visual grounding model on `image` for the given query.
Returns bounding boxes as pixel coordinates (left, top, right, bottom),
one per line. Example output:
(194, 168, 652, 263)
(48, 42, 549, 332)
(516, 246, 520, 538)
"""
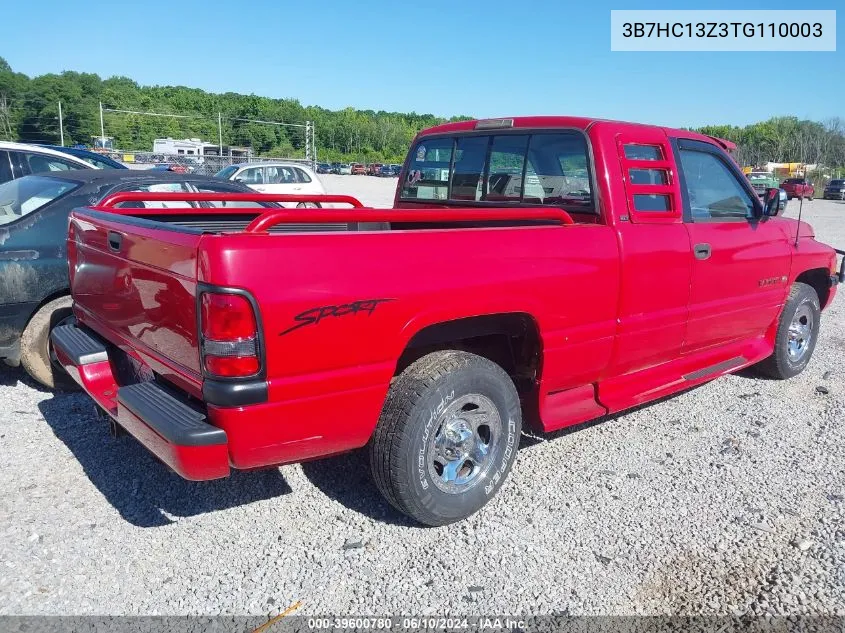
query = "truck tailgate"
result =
(69, 209, 204, 382)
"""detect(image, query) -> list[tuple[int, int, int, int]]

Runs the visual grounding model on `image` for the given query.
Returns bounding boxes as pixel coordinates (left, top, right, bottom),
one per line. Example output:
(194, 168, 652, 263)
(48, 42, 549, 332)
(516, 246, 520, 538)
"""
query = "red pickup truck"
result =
(780, 178, 815, 200)
(52, 116, 843, 526)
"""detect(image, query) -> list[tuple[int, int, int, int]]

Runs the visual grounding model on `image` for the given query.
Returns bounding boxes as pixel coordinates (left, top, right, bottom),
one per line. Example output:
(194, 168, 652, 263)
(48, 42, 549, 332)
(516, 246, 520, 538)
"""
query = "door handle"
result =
(107, 231, 123, 252)
(694, 243, 711, 260)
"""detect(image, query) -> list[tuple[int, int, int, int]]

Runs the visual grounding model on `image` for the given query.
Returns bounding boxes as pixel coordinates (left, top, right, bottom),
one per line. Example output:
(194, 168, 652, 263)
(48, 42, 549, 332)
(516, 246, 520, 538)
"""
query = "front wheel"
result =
(755, 282, 820, 379)
(295, 202, 321, 209)
(369, 350, 522, 526)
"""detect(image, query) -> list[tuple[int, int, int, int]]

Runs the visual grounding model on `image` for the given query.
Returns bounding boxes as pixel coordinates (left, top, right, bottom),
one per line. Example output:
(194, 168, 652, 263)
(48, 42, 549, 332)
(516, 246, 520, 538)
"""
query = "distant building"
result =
(152, 137, 251, 159)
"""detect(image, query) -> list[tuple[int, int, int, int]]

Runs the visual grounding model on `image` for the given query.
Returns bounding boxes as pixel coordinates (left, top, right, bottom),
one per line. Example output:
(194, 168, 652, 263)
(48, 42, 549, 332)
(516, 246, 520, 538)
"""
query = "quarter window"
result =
(679, 149, 755, 221)
(629, 168, 668, 185)
(624, 145, 663, 161)
(634, 194, 671, 212)
(294, 168, 312, 183)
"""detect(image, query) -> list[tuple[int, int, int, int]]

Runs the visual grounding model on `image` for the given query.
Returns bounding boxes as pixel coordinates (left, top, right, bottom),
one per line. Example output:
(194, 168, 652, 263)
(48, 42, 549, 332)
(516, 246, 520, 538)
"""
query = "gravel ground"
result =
(0, 188, 843, 618)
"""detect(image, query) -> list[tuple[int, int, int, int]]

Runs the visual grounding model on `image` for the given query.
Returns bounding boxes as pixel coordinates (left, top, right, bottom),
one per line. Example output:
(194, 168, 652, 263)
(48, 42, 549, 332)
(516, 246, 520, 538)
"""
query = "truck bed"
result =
(63, 192, 616, 475)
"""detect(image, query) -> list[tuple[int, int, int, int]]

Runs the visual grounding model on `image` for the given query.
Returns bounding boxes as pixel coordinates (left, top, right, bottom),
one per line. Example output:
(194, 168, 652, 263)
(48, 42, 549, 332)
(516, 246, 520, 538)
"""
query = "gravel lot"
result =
(1, 182, 843, 618)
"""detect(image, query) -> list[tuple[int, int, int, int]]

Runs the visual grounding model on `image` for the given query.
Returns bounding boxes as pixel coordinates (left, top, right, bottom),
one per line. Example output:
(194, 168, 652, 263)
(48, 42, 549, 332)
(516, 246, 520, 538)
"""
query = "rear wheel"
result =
(20, 296, 78, 390)
(369, 350, 522, 526)
(295, 202, 321, 208)
(755, 282, 820, 379)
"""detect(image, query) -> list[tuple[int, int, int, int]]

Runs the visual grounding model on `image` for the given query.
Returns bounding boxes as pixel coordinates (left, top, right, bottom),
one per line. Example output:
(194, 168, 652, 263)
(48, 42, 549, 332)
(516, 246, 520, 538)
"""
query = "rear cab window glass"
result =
(401, 131, 593, 211)
(402, 137, 453, 201)
(450, 137, 488, 201)
(0, 175, 80, 225)
(486, 135, 528, 202)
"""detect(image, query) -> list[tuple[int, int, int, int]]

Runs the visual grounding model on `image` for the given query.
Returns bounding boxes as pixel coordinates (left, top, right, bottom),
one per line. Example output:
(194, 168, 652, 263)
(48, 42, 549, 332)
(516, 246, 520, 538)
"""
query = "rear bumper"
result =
(50, 324, 230, 480)
(823, 191, 845, 200)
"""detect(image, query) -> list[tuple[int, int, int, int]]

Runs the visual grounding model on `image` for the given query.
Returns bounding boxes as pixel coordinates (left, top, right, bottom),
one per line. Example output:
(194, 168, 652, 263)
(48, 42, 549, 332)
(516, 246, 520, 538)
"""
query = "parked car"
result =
(152, 163, 190, 173)
(823, 179, 845, 200)
(316, 163, 332, 174)
(55, 116, 842, 526)
(746, 172, 786, 212)
(368, 163, 383, 176)
(39, 145, 127, 170)
(338, 163, 352, 175)
(378, 164, 395, 177)
(351, 163, 367, 175)
(215, 162, 326, 207)
(0, 170, 273, 388)
(0, 141, 95, 185)
(780, 177, 815, 200)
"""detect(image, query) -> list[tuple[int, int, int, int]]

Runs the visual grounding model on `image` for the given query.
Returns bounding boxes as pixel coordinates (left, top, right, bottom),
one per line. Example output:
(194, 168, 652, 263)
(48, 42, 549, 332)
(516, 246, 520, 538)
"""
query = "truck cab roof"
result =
(419, 116, 721, 145)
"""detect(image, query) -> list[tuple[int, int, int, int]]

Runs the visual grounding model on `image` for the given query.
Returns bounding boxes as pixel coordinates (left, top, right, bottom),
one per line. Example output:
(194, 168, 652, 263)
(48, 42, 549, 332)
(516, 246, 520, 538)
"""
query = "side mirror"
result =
(763, 187, 782, 217)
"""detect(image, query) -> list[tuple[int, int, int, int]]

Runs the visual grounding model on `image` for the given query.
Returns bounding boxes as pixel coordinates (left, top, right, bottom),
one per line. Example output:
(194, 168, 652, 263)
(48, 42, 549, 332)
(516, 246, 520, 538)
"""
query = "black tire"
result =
(20, 296, 78, 390)
(295, 202, 322, 208)
(369, 350, 522, 526)
(755, 282, 820, 379)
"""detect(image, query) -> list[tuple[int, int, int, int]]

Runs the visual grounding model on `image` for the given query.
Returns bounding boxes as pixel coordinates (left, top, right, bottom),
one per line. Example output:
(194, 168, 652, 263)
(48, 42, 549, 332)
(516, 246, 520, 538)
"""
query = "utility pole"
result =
(58, 101, 64, 147)
(311, 123, 317, 169)
(99, 101, 105, 148)
(218, 112, 223, 157)
(304, 121, 312, 164)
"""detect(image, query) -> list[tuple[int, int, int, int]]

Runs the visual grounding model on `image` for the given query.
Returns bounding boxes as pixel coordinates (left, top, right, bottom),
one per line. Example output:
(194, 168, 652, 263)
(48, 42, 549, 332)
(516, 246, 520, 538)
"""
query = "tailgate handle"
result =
(107, 231, 123, 252)
(694, 243, 711, 260)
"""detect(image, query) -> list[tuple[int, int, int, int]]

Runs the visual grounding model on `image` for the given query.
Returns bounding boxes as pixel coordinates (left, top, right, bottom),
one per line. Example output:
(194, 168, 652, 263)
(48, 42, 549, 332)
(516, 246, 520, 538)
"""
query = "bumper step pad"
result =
(50, 324, 107, 365)
(118, 382, 226, 447)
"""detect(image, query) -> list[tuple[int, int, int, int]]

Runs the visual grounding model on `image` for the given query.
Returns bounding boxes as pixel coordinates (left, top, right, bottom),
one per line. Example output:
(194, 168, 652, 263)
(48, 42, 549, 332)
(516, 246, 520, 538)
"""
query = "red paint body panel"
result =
(62, 116, 841, 482)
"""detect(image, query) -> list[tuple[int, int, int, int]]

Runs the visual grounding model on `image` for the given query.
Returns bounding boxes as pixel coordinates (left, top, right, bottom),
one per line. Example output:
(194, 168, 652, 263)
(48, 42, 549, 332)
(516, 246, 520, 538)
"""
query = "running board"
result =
(683, 356, 746, 381)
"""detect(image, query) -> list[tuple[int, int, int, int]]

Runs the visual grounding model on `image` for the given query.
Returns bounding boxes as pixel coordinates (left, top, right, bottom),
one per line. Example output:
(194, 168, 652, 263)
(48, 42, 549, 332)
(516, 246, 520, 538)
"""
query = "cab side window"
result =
(679, 149, 755, 221)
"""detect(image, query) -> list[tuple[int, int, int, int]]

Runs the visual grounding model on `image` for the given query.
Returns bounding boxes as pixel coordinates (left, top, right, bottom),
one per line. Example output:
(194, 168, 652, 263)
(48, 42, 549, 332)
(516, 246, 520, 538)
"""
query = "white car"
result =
(0, 141, 96, 185)
(215, 162, 326, 207)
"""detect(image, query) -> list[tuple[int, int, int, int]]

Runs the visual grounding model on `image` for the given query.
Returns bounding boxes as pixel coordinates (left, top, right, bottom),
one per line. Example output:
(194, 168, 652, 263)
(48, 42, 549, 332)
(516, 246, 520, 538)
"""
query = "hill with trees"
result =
(1, 57, 843, 170)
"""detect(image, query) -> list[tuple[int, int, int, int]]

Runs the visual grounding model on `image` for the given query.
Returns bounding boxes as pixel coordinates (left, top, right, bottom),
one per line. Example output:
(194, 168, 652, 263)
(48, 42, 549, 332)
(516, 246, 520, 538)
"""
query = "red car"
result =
(367, 163, 383, 176)
(350, 163, 366, 175)
(53, 116, 842, 526)
(780, 177, 815, 200)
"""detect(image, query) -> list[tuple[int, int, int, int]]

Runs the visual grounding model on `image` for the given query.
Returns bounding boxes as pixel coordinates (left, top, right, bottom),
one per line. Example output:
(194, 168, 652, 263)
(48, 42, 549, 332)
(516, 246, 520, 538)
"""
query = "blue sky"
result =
(2, 0, 841, 128)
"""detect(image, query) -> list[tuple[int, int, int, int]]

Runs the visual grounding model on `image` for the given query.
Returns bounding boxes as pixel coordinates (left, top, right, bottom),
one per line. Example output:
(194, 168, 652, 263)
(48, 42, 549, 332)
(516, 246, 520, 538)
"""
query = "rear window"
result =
(215, 166, 238, 180)
(0, 175, 80, 225)
(400, 131, 593, 210)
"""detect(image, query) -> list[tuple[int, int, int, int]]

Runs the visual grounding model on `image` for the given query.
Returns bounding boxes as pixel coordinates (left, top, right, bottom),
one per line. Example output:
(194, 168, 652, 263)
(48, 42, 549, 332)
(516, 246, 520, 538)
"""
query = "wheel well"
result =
(795, 268, 831, 308)
(395, 313, 541, 395)
(23, 288, 70, 325)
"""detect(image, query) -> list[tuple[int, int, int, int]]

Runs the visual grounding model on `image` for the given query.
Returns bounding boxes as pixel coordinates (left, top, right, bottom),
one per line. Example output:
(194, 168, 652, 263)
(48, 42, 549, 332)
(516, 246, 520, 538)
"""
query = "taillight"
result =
(200, 292, 261, 378)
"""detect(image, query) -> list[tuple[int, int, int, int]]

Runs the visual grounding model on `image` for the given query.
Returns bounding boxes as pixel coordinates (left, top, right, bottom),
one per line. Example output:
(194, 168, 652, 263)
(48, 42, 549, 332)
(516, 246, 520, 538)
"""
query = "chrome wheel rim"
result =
(787, 303, 814, 362)
(427, 394, 501, 494)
